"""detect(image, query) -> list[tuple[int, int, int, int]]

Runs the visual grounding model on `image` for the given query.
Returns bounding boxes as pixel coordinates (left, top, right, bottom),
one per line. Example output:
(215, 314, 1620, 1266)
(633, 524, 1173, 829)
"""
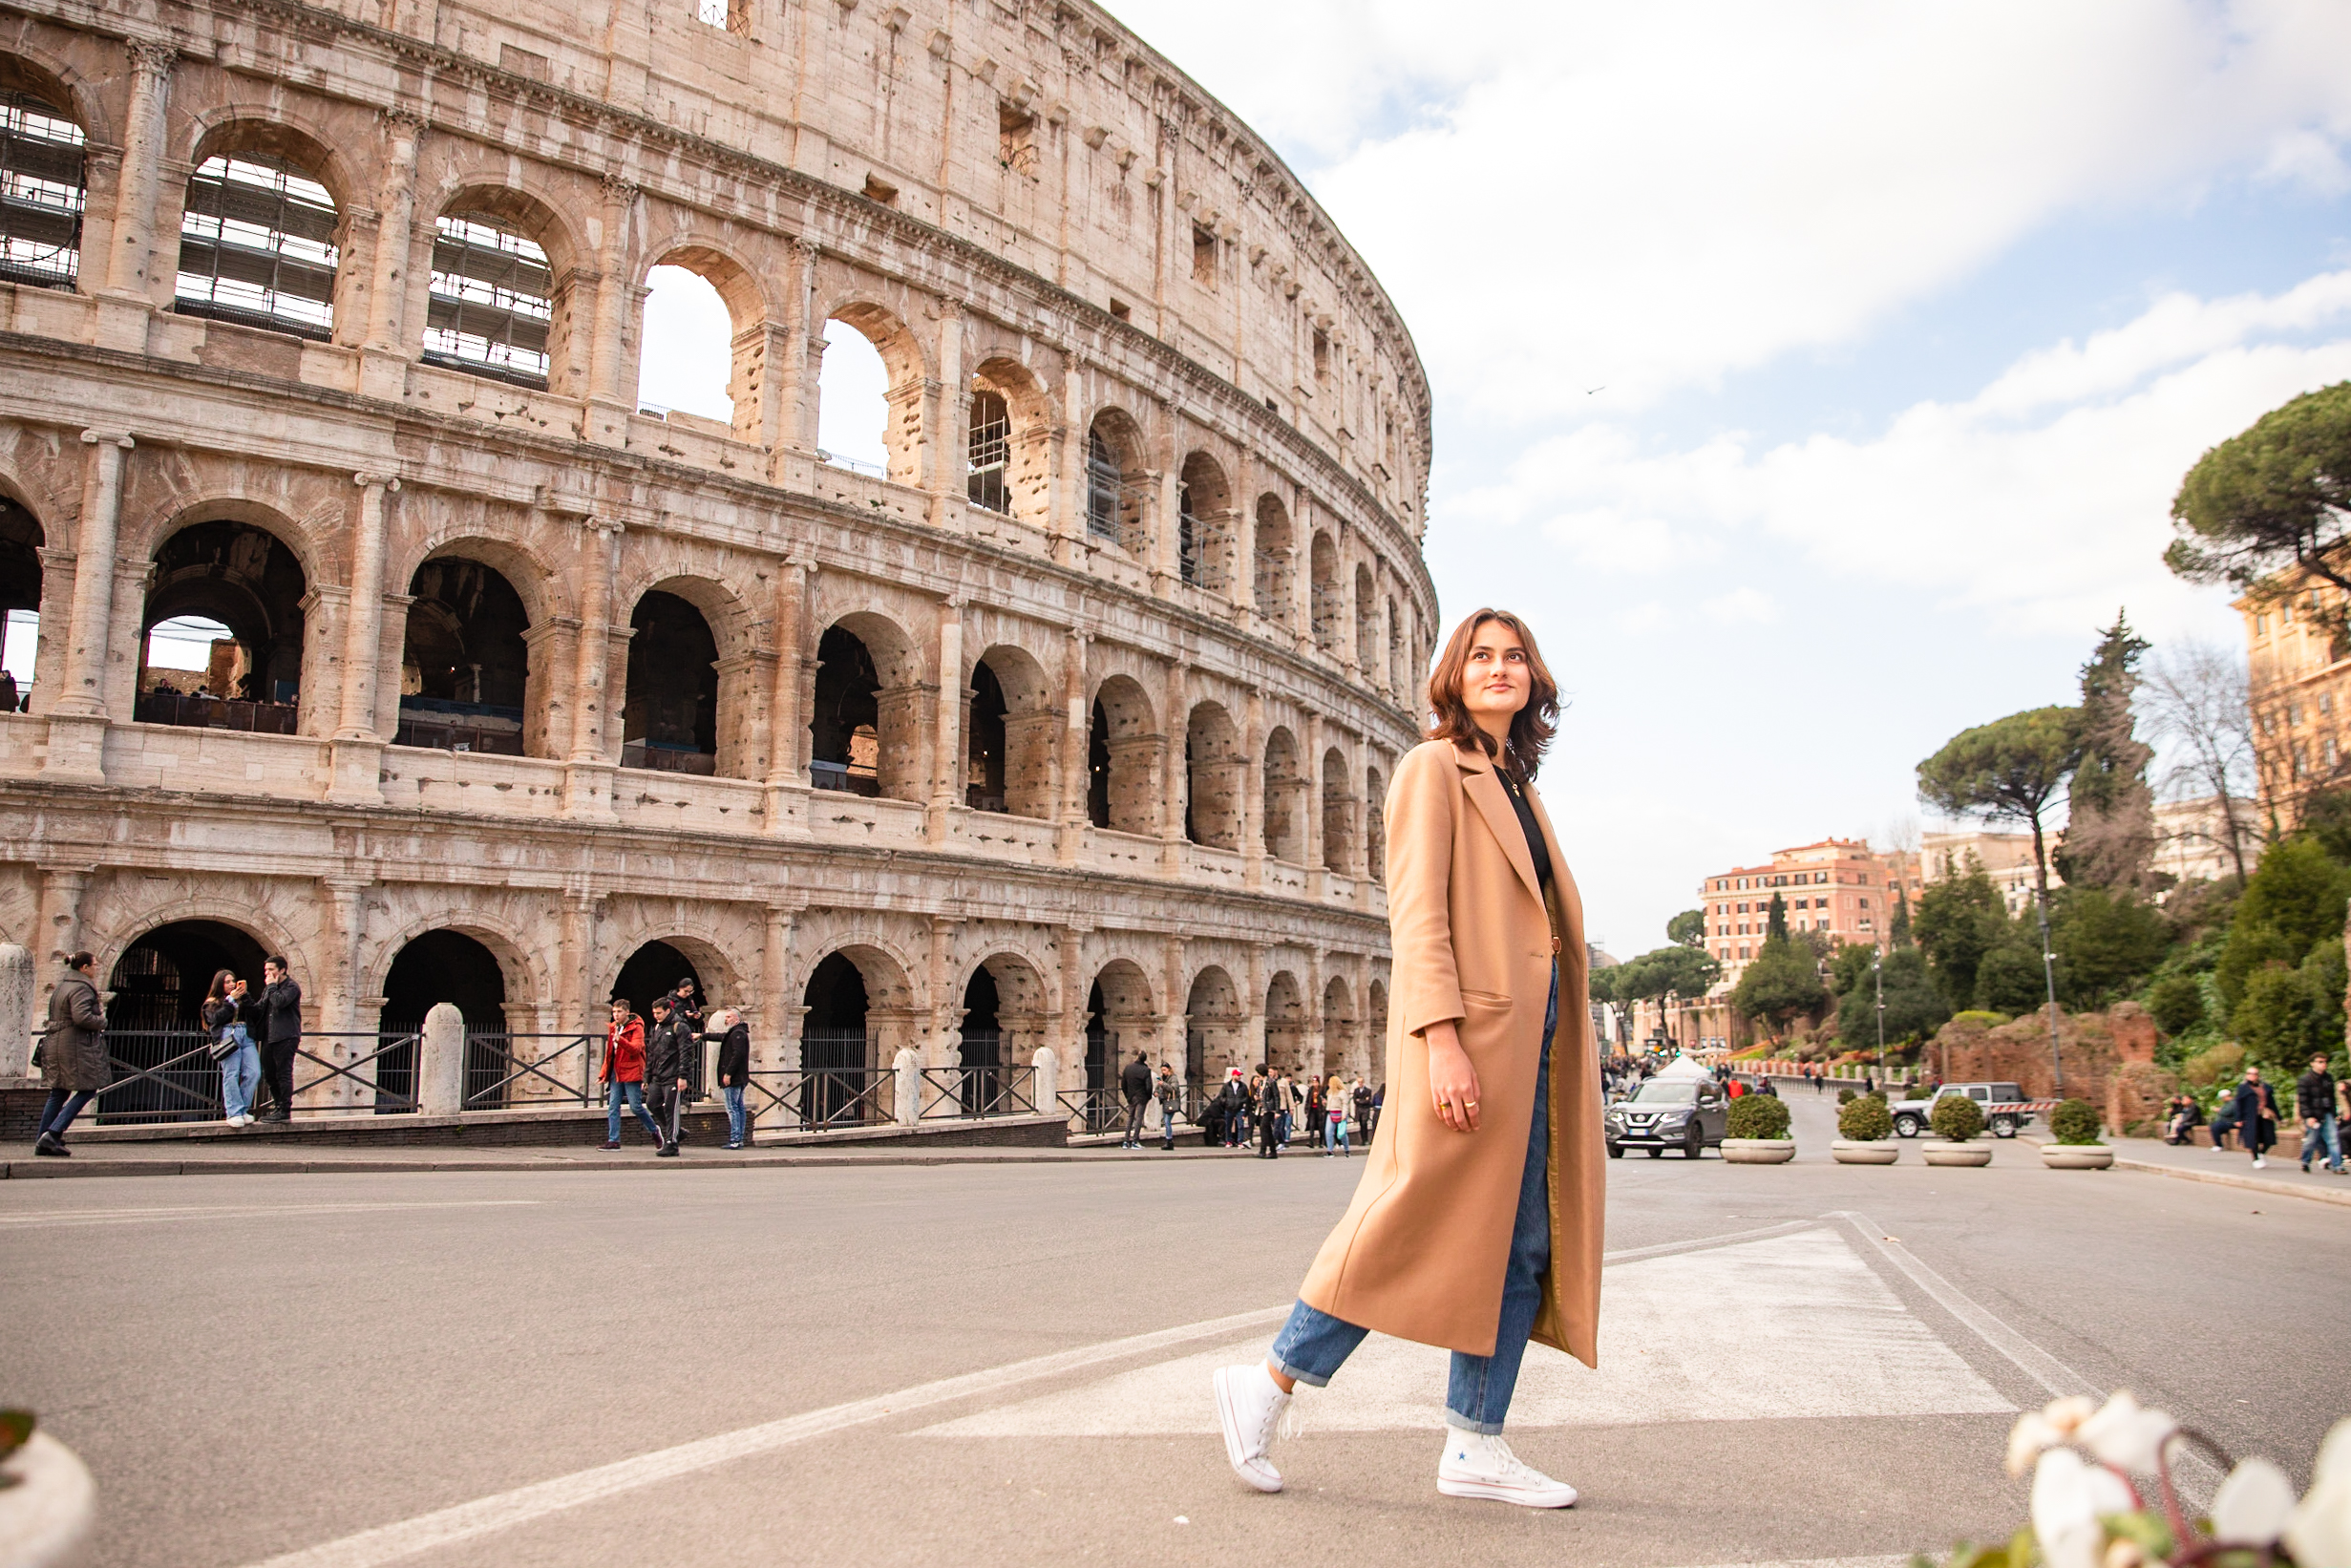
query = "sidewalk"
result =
(2088, 1132, 2351, 1209)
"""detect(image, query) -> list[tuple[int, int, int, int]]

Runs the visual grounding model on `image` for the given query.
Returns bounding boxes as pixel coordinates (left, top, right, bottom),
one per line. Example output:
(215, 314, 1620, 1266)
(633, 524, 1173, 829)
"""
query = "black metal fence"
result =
(745, 1067, 895, 1132)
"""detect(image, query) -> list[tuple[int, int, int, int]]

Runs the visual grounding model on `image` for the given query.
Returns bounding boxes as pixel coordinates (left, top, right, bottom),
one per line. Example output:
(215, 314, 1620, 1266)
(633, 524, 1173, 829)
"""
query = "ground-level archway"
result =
(377, 929, 512, 1111)
(98, 919, 269, 1123)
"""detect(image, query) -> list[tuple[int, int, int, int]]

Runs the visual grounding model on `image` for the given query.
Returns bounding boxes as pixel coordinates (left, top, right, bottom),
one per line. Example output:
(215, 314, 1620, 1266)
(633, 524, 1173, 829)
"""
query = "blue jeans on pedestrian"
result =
(1328, 1113, 1348, 1154)
(220, 1039, 261, 1120)
(1267, 968, 1557, 1434)
(2302, 1112, 2342, 1171)
(723, 1082, 749, 1146)
(37, 1089, 95, 1140)
(606, 1080, 661, 1143)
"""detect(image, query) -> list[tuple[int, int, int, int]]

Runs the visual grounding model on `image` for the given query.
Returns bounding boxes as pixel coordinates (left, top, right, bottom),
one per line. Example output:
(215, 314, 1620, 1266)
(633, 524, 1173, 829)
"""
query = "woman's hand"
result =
(1424, 1020, 1482, 1133)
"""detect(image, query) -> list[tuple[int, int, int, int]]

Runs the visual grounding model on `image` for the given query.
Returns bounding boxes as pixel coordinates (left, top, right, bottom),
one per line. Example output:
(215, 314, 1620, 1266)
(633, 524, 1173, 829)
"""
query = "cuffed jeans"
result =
(606, 1080, 661, 1143)
(1329, 1114, 1348, 1154)
(220, 1042, 261, 1120)
(2302, 1112, 2342, 1172)
(37, 1089, 95, 1140)
(1267, 967, 1557, 1434)
(723, 1083, 749, 1146)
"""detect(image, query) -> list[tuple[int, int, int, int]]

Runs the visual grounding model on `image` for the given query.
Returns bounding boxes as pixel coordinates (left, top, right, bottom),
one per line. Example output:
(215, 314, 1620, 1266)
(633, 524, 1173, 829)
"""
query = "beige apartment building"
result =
(1921, 830, 2051, 917)
(2240, 574, 2348, 826)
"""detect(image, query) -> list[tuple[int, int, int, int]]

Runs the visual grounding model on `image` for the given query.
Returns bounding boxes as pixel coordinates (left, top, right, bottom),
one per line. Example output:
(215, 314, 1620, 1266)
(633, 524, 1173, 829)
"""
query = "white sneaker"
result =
(227, 1114, 247, 1128)
(2253, 1155, 2266, 1168)
(1213, 1364, 1289, 1494)
(1437, 1426, 1578, 1508)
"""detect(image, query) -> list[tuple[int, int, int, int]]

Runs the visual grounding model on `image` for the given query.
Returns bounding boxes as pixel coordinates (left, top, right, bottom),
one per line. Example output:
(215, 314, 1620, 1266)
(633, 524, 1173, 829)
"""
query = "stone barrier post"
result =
(1031, 1045, 1058, 1108)
(0, 943, 32, 1078)
(419, 1003, 466, 1117)
(892, 1047, 921, 1126)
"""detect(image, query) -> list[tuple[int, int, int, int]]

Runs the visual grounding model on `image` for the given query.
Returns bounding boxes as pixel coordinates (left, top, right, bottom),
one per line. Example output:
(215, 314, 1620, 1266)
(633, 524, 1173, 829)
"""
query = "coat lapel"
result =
(1456, 744, 1544, 907)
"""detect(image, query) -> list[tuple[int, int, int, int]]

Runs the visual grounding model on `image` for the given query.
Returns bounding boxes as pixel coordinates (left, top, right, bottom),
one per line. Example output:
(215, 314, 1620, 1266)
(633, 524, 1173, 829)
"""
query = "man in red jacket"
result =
(601, 998, 664, 1150)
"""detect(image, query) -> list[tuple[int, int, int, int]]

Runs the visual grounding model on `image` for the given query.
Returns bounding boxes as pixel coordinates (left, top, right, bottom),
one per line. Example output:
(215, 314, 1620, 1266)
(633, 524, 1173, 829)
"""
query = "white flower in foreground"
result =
(2286, 1419, 2351, 1568)
(2076, 1392, 2178, 1475)
(2009, 1395, 2102, 1477)
(2033, 1448, 2135, 1568)
(2212, 1456, 2298, 1546)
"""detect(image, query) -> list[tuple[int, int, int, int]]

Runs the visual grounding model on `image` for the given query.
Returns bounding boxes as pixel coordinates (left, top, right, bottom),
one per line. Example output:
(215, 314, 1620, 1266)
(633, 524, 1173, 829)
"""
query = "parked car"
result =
(1890, 1081, 2040, 1138)
(1604, 1076, 1727, 1159)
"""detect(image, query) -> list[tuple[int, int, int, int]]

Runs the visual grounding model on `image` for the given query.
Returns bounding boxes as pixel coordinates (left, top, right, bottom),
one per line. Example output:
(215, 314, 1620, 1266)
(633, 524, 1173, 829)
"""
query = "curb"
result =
(0, 1144, 1281, 1178)
(2109, 1155, 2351, 1209)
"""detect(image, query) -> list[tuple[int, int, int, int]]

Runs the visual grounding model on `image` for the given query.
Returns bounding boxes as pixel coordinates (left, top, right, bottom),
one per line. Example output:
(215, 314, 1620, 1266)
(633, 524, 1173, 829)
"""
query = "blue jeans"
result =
(38, 1089, 95, 1140)
(2302, 1112, 2342, 1171)
(1269, 969, 1558, 1433)
(723, 1083, 749, 1146)
(606, 1080, 661, 1143)
(1329, 1114, 1348, 1153)
(220, 1041, 261, 1120)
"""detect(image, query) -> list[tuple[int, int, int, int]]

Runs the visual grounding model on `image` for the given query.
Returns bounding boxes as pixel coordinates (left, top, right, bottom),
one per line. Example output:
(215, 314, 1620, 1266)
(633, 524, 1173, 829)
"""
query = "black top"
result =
(1494, 766, 1553, 892)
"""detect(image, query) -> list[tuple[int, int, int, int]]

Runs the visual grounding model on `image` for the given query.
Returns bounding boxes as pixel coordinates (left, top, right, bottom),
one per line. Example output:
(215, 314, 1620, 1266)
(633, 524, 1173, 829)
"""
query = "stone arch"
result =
(95, 915, 274, 1123)
(967, 640, 1058, 818)
(968, 355, 1053, 525)
(0, 488, 41, 709)
(1263, 967, 1307, 1076)
(1184, 964, 1243, 1083)
(812, 608, 924, 801)
(0, 48, 107, 146)
(1177, 451, 1233, 595)
(423, 181, 583, 392)
(1310, 531, 1343, 653)
(1086, 956, 1156, 1091)
(641, 239, 776, 442)
(1087, 672, 1158, 835)
(1354, 562, 1377, 671)
(822, 297, 928, 486)
(1253, 494, 1293, 624)
(0, 53, 95, 294)
(169, 118, 348, 341)
(1184, 699, 1244, 851)
(1322, 972, 1356, 1080)
(954, 949, 1050, 1108)
(618, 574, 756, 778)
(796, 939, 921, 1123)
(137, 504, 314, 731)
(1366, 762, 1387, 882)
(362, 905, 554, 1028)
(397, 552, 534, 758)
(1084, 406, 1149, 553)
(1262, 726, 1303, 862)
(91, 903, 305, 1024)
(1322, 743, 1355, 873)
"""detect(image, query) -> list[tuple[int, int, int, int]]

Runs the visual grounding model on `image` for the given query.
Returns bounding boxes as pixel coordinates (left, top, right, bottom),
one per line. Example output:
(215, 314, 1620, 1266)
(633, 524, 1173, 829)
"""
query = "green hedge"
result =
(1930, 1093, 1985, 1142)
(1838, 1093, 1893, 1141)
(2049, 1098, 2104, 1145)
(1726, 1095, 1791, 1139)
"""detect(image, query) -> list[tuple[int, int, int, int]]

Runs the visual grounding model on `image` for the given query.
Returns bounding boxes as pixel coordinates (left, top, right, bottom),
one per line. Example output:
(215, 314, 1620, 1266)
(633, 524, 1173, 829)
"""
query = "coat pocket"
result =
(1460, 989, 1512, 1009)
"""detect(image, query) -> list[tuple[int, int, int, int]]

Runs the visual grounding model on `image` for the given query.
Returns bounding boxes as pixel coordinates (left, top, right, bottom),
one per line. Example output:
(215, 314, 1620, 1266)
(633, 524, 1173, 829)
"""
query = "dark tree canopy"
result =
(1914, 857, 2007, 1007)
(1917, 707, 2086, 904)
(2167, 380, 2351, 605)
(1609, 943, 1723, 1015)
(1665, 908, 1706, 948)
(1730, 932, 1826, 1037)
(2057, 613, 2157, 896)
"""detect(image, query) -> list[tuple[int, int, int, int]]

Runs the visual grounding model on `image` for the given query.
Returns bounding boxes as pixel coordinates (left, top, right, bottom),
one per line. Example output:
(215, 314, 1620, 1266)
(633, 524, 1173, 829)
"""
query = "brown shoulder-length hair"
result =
(1425, 608, 1560, 782)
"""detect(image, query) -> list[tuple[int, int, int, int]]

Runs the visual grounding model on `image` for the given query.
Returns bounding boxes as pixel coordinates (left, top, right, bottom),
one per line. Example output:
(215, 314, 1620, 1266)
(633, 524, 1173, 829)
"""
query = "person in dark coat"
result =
(1257, 1071, 1283, 1159)
(2297, 1052, 2341, 1174)
(644, 996, 687, 1157)
(2232, 1067, 2281, 1169)
(1119, 1052, 1154, 1149)
(35, 952, 107, 1156)
(1156, 1063, 1182, 1151)
(712, 1008, 752, 1150)
(244, 956, 304, 1122)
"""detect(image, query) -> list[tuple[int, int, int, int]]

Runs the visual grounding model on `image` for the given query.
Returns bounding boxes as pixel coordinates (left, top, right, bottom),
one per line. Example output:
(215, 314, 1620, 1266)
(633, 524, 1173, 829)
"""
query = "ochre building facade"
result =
(0, 0, 1435, 1110)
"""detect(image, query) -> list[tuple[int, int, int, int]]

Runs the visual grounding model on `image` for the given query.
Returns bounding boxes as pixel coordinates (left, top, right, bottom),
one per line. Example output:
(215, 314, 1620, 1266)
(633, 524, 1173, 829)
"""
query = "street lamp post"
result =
(2037, 887, 2065, 1094)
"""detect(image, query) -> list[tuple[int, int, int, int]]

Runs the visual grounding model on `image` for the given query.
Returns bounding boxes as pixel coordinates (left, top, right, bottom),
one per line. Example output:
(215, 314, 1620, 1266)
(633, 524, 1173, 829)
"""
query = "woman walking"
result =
(1324, 1074, 1351, 1157)
(202, 969, 262, 1128)
(1213, 608, 1602, 1507)
(33, 951, 109, 1156)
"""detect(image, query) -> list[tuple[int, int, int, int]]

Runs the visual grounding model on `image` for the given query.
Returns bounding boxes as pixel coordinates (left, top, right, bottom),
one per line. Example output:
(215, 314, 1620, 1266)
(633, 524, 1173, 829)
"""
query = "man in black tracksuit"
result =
(645, 997, 688, 1156)
(1119, 1052, 1154, 1149)
(247, 956, 304, 1122)
(1257, 1071, 1283, 1159)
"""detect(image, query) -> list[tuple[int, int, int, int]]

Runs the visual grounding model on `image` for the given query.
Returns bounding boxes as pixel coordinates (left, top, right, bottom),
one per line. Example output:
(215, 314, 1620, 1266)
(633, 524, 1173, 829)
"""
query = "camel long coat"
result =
(1298, 738, 1604, 1365)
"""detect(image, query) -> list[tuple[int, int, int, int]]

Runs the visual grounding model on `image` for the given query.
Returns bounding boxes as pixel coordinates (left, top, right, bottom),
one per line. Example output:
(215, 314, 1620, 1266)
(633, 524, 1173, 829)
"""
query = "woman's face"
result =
(1461, 619, 1531, 724)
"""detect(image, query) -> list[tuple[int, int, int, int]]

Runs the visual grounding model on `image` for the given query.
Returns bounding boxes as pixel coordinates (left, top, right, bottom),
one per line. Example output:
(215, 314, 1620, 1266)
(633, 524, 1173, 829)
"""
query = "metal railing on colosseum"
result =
(744, 1066, 896, 1134)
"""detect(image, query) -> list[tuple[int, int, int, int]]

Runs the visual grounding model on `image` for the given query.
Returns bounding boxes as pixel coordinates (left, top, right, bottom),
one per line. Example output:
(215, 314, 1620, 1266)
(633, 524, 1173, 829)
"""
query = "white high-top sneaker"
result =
(1212, 1364, 1290, 1493)
(1437, 1425, 1578, 1508)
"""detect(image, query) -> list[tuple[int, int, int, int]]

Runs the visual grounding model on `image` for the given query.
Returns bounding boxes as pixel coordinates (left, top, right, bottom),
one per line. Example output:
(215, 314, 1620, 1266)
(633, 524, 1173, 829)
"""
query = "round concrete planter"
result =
(1832, 1138, 1899, 1165)
(1921, 1140, 1993, 1167)
(0, 1431, 95, 1568)
(1722, 1137, 1795, 1164)
(2042, 1144, 2114, 1170)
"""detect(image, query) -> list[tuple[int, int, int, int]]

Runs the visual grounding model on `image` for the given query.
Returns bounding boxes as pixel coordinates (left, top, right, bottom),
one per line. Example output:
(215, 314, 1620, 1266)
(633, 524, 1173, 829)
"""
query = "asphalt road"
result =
(5, 1088, 2343, 1568)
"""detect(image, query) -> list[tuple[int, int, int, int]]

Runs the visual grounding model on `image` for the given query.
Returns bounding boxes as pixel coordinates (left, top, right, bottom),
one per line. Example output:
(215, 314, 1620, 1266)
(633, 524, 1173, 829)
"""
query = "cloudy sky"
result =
(638, 0, 2351, 960)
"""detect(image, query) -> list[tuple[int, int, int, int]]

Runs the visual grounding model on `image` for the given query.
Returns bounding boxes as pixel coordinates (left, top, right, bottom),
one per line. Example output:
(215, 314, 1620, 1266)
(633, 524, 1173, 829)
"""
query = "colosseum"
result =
(0, 0, 1434, 1137)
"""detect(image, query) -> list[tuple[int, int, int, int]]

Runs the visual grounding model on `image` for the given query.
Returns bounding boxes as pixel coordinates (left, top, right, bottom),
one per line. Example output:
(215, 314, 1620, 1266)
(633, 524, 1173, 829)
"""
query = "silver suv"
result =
(1891, 1082, 2032, 1139)
(1604, 1077, 1728, 1159)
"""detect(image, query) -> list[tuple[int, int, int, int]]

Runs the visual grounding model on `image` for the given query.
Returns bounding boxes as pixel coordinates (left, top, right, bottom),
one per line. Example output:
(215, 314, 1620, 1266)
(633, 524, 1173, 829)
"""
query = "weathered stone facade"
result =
(0, 0, 1432, 1102)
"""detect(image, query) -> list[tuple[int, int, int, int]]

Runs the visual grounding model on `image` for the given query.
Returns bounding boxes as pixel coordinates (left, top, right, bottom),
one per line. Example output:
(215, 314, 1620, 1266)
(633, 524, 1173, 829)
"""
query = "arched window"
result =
(1354, 564, 1377, 671)
(174, 152, 338, 339)
(636, 264, 735, 423)
(1262, 727, 1303, 862)
(1086, 413, 1146, 551)
(1310, 533, 1343, 653)
(394, 557, 531, 756)
(1322, 746, 1352, 873)
(137, 519, 307, 733)
(967, 389, 1010, 513)
(1177, 453, 1232, 597)
(424, 211, 552, 388)
(0, 88, 85, 290)
(965, 657, 1008, 812)
(620, 590, 718, 773)
(1253, 496, 1292, 625)
(817, 318, 890, 476)
(0, 494, 40, 710)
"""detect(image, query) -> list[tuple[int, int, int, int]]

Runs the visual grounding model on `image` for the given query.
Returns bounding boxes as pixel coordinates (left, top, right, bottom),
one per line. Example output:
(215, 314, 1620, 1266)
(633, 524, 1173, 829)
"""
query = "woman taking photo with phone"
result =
(1213, 608, 1603, 1508)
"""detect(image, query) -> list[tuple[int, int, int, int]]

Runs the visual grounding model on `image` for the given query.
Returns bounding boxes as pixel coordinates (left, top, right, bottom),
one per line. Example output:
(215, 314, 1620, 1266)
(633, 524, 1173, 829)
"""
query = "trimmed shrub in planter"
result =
(1836, 1087, 1858, 1107)
(1929, 1093, 1984, 1142)
(1838, 1094, 1892, 1141)
(2050, 1098, 2103, 1145)
(1726, 1095, 1791, 1140)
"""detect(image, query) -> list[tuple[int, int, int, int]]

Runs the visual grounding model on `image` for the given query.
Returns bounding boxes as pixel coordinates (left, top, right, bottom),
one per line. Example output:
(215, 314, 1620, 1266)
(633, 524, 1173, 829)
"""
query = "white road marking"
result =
(0, 1200, 543, 1228)
(238, 1305, 1288, 1568)
(921, 1227, 2011, 1436)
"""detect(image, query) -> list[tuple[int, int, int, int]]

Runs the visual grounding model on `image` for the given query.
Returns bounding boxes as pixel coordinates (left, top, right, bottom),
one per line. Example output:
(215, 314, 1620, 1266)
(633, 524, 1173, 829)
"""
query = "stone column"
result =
(46, 431, 132, 781)
(328, 473, 398, 803)
(1159, 660, 1187, 874)
(34, 867, 90, 979)
(1055, 626, 1089, 863)
(927, 305, 966, 531)
(564, 519, 623, 819)
(584, 178, 642, 446)
(1161, 934, 1187, 1078)
(1243, 944, 1267, 1073)
(1304, 948, 1327, 1078)
(1050, 922, 1086, 1107)
(1241, 689, 1265, 889)
(319, 877, 370, 1110)
(927, 599, 964, 840)
(96, 40, 174, 342)
(559, 890, 603, 1039)
(520, 618, 579, 758)
(762, 558, 811, 835)
(774, 239, 823, 476)
(358, 111, 425, 396)
(1303, 711, 1324, 891)
(759, 903, 795, 1074)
